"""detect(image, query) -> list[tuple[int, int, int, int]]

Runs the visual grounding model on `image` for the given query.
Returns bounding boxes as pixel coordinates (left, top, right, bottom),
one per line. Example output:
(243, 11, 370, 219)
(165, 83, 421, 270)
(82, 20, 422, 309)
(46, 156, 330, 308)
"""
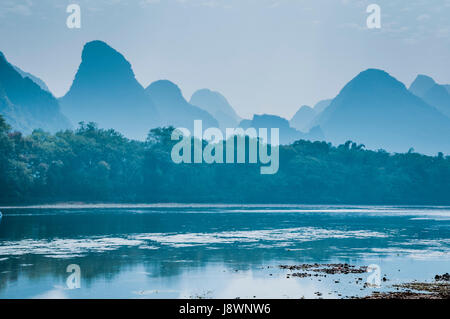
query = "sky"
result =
(1, 0, 450, 119)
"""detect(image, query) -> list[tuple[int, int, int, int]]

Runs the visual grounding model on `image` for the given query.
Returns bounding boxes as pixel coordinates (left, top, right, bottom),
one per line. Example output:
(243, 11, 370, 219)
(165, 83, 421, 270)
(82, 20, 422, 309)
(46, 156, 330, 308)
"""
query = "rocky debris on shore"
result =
(279, 264, 319, 271)
(288, 272, 311, 278)
(279, 264, 449, 299)
(315, 264, 368, 274)
(361, 282, 450, 299)
(434, 273, 450, 282)
(279, 263, 367, 275)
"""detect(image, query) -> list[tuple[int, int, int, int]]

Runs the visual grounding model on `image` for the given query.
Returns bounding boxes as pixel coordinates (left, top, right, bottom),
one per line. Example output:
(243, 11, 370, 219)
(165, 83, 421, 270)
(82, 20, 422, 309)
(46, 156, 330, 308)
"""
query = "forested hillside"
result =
(1, 115, 449, 205)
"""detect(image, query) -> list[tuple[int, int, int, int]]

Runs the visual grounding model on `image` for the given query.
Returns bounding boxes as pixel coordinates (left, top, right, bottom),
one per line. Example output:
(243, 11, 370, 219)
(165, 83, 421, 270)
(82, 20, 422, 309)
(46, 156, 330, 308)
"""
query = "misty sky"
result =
(1, 0, 450, 119)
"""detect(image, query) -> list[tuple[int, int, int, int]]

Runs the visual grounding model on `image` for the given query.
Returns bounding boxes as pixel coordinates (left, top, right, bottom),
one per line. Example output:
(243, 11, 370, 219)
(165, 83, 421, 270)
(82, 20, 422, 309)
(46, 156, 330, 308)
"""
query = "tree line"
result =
(1, 115, 449, 205)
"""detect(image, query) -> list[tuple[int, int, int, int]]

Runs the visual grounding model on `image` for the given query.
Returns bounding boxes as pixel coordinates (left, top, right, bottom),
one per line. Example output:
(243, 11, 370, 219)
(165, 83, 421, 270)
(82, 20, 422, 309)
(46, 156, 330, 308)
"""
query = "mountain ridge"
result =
(190, 89, 241, 130)
(145, 80, 219, 131)
(239, 114, 324, 145)
(59, 40, 159, 139)
(314, 69, 450, 154)
(0, 51, 71, 134)
(409, 75, 450, 118)
(290, 105, 316, 132)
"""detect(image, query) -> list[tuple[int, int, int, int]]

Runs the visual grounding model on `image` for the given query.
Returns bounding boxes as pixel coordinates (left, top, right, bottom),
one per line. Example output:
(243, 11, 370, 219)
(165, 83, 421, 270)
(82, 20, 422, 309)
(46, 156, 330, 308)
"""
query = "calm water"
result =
(0, 205, 449, 299)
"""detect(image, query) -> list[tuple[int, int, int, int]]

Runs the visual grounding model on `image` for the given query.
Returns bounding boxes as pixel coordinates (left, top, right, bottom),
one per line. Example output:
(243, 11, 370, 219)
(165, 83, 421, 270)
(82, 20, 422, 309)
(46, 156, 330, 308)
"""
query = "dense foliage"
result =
(1, 115, 449, 205)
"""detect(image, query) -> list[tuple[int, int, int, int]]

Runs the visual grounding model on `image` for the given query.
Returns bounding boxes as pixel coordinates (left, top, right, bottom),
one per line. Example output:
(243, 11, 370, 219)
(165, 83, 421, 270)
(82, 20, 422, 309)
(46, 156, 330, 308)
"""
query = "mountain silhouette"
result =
(409, 75, 450, 118)
(0, 52, 71, 134)
(290, 105, 316, 131)
(422, 85, 450, 118)
(190, 89, 241, 130)
(239, 114, 323, 145)
(145, 80, 218, 131)
(12, 65, 50, 93)
(314, 69, 450, 154)
(409, 75, 436, 97)
(60, 40, 159, 139)
(291, 99, 333, 132)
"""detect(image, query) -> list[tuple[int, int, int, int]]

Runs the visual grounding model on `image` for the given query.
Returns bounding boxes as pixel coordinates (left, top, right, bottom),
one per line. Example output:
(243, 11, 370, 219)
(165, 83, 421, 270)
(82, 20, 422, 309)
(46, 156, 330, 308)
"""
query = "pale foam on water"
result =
(132, 227, 388, 247)
(0, 227, 387, 257)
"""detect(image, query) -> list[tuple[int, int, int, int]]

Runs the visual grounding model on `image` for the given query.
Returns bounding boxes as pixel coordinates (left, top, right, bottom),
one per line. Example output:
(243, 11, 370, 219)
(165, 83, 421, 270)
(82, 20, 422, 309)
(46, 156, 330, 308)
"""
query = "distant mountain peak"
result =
(82, 40, 120, 57)
(146, 80, 184, 102)
(62, 40, 220, 137)
(239, 114, 323, 145)
(191, 89, 233, 115)
(0, 52, 71, 133)
(69, 40, 140, 91)
(290, 105, 316, 132)
(314, 69, 450, 154)
(251, 114, 290, 128)
(196, 88, 215, 95)
(190, 88, 241, 130)
(298, 105, 313, 111)
(63, 40, 146, 98)
(409, 74, 450, 118)
(145, 80, 219, 130)
(415, 74, 435, 82)
(348, 69, 405, 90)
(330, 69, 410, 110)
(82, 40, 131, 67)
(60, 40, 158, 139)
(410, 74, 437, 97)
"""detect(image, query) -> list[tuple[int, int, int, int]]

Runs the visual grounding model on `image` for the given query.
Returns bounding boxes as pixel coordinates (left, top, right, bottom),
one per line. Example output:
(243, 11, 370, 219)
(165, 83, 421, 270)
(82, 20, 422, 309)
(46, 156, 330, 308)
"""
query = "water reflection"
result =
(0, 206, 449, 298)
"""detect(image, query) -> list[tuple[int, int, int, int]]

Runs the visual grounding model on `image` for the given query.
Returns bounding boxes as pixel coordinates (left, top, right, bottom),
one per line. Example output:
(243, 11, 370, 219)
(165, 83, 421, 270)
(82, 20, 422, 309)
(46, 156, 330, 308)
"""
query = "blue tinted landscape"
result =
(1, 1, 450, 299)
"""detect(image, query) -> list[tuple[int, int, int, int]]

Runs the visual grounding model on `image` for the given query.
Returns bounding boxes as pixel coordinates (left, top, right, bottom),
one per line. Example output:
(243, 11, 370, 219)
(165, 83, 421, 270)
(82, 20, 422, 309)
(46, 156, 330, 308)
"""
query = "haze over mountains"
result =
(0, 52, 71, 134)
(313, 99, 333, 114)
(146, 80, 218, 132)
(2, 40, 450, 154)
(239, 114, 324, 145)
(409, 74, 450, 119)
(59, 41, 159, 139)
(12, 65, 50, 93)
(311, 69, 450, 154)
(290, 99, 332, 132)
(290, 105, 316, 132)
(60, 41, 221, 138)
(190, 89, 241, 131)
